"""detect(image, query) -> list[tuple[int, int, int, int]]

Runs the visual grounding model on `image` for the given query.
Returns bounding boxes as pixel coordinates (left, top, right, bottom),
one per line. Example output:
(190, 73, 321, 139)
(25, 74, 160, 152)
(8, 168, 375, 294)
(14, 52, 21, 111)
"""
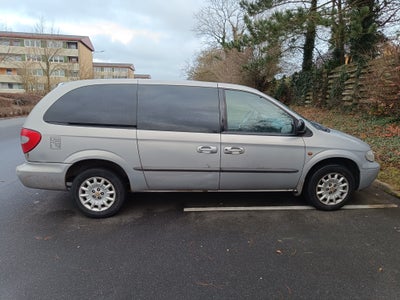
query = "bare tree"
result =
(0, 25, 12, 64)
(31, 18, 66, 93)
(0, 45, 12, 64)
(193, 0, 245, 47)
(186, 46, 280, 89)
(16, 59, 41, 93)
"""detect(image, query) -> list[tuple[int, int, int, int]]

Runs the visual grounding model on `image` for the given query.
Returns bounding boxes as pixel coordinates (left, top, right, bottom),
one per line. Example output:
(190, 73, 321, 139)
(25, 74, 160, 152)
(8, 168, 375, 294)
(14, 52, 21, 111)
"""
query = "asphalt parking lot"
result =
(1, 181, 400, 299)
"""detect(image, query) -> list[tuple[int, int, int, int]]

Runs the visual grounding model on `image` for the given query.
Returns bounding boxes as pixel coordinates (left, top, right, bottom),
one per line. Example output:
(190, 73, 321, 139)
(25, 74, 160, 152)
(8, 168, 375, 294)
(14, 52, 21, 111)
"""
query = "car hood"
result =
(305, 120, 371, 152)
(329, 129, 371, 150)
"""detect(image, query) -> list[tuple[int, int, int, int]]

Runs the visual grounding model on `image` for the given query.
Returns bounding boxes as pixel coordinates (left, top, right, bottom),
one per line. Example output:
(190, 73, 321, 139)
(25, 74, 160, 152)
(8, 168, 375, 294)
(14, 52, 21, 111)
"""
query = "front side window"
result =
(44, 84, 137, 127)
(138, 85, 220, 133)
(225, 90, 294, 135)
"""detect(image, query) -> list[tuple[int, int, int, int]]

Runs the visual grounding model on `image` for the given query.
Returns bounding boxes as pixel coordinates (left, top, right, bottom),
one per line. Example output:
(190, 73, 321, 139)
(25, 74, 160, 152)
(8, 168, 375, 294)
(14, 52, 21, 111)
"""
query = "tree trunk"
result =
(302, 0, 317, 72)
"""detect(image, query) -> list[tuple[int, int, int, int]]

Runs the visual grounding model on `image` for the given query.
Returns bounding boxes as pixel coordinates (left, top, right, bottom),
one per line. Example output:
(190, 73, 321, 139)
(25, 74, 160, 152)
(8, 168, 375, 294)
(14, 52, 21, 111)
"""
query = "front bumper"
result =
(358, 162, 380, 190)
(16, 162, 71, 191)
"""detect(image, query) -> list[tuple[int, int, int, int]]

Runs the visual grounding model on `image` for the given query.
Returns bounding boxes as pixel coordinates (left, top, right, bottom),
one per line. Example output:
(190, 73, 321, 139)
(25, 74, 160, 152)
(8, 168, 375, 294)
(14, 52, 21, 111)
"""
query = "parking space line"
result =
(183, 204, 398, 212)
(341, 204, 398, 209)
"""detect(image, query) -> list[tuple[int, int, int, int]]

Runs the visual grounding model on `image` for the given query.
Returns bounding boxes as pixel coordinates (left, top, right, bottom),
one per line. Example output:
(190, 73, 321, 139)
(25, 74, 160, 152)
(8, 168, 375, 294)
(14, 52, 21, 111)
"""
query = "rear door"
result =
(220, 89, 306, 190)
(136, 83, 221, 190)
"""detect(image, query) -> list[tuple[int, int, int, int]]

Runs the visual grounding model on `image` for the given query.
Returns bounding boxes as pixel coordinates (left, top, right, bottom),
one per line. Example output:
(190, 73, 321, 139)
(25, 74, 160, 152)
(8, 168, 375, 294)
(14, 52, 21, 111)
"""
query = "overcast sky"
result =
(0, 0, 207, 79)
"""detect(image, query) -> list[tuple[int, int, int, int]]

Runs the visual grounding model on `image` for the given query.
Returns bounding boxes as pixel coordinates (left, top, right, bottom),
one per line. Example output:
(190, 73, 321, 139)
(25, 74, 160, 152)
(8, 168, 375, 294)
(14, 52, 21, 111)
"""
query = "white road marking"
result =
(341, 204, 398, 209)
(183, 204, 398, 212)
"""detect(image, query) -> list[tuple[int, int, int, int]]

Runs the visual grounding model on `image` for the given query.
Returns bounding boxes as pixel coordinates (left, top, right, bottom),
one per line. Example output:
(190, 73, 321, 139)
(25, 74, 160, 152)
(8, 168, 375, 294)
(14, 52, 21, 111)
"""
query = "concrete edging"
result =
(374, 180, 400, 199)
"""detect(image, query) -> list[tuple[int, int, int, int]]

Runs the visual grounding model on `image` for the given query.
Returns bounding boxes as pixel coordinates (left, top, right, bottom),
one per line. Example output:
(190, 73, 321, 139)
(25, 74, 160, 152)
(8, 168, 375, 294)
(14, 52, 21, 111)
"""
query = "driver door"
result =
(220, 89, 305, 190)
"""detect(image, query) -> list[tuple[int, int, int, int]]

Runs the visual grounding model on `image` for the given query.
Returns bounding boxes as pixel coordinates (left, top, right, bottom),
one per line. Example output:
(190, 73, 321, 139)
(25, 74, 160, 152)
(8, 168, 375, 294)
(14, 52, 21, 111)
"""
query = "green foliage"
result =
(237, 0, 326, 90)
(270, 76, 293, 104)
(290, 71, 314, 105)
(348, 1, 380, 62)
(327, 67, 349, 108)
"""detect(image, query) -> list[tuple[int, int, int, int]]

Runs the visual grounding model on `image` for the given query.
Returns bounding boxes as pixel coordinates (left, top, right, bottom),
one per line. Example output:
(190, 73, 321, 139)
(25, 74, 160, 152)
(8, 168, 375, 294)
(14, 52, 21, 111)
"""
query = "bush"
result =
(362, 46, 400, 118)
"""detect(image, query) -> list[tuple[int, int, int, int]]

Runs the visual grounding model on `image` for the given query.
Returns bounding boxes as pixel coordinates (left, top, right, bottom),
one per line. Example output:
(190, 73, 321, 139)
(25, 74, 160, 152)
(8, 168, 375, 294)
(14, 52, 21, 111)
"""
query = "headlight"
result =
(365, 150, 375, 162)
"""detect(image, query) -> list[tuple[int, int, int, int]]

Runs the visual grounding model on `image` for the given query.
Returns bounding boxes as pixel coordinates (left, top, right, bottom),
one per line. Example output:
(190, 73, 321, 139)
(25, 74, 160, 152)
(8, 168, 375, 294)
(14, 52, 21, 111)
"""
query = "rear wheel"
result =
(304, 164, 355, 211)
(71, 168, 126, 218)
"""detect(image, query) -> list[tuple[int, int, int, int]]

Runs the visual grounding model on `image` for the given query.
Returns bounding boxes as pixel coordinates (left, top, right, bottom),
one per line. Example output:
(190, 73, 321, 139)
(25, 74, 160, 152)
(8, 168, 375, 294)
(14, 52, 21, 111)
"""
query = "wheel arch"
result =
(303, 158, 360, 191)
(295, 157, 360, 195)
(65, 159, 130, 190)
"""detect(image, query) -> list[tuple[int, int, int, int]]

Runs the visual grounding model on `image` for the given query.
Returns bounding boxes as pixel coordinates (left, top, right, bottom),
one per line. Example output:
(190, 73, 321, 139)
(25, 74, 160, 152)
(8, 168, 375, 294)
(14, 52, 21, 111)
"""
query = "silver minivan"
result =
(16, 79, 380, 217)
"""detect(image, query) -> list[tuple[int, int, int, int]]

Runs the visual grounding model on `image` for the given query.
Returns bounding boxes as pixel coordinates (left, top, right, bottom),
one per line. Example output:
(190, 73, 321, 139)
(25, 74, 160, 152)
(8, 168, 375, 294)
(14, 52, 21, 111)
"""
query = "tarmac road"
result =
(1, 117, 400, 299)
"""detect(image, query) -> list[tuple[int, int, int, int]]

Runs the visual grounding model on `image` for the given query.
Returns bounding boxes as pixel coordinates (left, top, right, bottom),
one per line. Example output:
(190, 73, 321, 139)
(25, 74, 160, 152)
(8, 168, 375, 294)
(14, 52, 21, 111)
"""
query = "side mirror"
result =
(295, 119, 306, 134)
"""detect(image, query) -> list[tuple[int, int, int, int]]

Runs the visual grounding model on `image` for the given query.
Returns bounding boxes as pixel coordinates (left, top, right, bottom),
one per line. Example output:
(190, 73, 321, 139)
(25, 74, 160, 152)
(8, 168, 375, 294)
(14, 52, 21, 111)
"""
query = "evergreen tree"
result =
(348, 0, 380, 62)
(240, 0, 323, 73)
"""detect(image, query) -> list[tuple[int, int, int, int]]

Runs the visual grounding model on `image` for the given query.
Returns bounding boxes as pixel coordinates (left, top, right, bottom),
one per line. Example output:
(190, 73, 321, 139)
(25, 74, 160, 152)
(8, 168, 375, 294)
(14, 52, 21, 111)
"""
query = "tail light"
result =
(20, 128, 42, 154)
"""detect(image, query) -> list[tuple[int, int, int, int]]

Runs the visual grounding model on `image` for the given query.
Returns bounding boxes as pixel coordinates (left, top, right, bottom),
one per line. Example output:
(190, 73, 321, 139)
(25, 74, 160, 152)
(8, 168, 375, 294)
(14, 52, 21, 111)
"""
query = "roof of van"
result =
(56, 78, 262, 94)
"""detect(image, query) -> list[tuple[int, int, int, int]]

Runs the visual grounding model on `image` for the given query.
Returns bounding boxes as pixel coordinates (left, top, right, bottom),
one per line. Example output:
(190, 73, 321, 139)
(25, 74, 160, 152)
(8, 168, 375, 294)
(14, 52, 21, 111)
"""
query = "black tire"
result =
(304, 164, 355, 211)
(71, 168, 126, 218)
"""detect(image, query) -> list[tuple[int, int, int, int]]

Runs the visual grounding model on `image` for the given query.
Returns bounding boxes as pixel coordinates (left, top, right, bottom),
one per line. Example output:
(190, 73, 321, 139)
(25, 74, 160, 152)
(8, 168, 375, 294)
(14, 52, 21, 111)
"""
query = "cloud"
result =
(0, 13, 36, 29)
(59, 21, 166, 45)
(1, 0, 206, 79)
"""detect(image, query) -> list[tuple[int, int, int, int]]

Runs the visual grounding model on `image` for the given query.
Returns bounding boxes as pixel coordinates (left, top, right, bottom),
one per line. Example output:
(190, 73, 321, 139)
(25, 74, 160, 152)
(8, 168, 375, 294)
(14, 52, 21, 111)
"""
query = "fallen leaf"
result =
(195, 281, 224, 289)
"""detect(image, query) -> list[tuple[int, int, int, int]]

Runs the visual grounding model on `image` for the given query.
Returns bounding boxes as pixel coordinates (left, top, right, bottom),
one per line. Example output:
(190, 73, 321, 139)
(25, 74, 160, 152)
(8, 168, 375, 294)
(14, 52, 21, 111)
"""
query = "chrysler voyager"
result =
(16, 80, 380, 217)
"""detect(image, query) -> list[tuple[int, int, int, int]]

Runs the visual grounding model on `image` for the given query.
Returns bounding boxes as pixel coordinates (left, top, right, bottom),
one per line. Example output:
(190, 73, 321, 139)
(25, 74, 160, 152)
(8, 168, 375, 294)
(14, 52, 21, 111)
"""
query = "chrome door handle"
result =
(197, 146, 218, 154)
(224, 146, 245, 155)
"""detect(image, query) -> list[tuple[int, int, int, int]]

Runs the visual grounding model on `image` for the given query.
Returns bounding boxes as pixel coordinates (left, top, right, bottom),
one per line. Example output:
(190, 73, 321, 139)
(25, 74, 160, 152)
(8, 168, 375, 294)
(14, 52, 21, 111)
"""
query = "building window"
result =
(0, 82, 22, 89)
(6, 69, 12, 75)
(47, 40, 63, 48)
(52, 69, 65, 77)
(11, 39, 21, 46)
(1, 54, 22, 62)
(67, 42, 78, 49)
(94, 67, 102, 72)
(9, 55, 23, 61)
(104, 67, 113, 72)
(32, 69, 44, 76)
(70, 70, 79, 78)
(3, 39, 22, 46)
(0, 39, 10, 46)
(26, 54, 42, 62)
(68, 56, 78, 63)
(24, 39, 42, 47)
(50, 56, 65, 63)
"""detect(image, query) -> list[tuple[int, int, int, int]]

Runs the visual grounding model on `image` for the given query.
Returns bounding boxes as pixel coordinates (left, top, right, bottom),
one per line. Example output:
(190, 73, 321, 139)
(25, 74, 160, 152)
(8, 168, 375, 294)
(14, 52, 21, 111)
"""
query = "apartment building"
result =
(0, 31, 94, 93)
(93, 62, 135, 79)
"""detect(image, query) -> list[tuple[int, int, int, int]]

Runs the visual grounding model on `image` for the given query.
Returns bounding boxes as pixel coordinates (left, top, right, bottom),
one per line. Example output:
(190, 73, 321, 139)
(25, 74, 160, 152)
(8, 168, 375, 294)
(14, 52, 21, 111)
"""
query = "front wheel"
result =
(304, 164, 355, 211)
(71, 168, 126, 218)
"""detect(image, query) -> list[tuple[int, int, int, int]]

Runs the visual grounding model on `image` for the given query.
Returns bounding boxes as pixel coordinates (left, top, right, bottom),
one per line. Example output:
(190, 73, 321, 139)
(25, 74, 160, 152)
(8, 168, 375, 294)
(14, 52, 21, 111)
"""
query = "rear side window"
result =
(138, 85, 220, 133)
(44, 84, 137, 127)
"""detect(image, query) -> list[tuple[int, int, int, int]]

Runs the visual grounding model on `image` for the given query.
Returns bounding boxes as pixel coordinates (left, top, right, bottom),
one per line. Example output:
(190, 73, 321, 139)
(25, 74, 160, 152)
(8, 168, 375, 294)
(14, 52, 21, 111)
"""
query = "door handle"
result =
(197, 145, 218, 154)
(224, 146, 245, 155)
